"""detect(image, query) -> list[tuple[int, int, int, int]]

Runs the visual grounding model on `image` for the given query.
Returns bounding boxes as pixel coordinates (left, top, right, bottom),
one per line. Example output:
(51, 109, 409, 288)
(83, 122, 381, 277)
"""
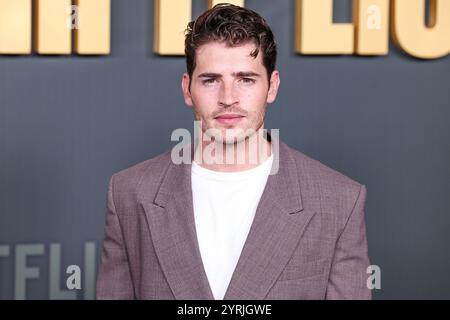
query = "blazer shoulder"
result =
(286, 145, 366, 218)
(110, 149, 172, 195)
(290, 148, 367, 212)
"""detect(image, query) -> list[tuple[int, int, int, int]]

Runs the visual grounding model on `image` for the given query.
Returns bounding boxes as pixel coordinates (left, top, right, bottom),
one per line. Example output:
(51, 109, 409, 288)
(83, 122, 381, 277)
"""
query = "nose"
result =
(218, 81, 238, 108)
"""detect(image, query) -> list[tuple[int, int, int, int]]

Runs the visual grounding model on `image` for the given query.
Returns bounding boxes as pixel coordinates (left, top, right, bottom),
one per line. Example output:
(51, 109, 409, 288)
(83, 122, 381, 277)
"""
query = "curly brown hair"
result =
(184, 3, 277, 84)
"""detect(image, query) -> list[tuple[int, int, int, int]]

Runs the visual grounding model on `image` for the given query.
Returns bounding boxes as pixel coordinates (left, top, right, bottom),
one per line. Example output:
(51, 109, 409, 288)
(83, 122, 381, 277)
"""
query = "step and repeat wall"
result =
(0, 0, 449, 299)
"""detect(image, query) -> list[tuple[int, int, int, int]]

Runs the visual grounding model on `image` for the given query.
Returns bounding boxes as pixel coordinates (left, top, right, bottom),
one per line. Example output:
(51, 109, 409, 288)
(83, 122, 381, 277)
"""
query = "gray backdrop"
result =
(1, 0, 449, 299)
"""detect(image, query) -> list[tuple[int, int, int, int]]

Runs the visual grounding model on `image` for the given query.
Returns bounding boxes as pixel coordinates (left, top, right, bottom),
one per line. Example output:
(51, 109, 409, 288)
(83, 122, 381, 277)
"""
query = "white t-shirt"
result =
(191, 154, 274, 300)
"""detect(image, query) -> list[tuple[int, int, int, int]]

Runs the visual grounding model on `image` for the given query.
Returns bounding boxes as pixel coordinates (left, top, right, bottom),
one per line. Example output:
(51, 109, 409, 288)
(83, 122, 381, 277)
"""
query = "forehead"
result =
(194, 41, 264, 74)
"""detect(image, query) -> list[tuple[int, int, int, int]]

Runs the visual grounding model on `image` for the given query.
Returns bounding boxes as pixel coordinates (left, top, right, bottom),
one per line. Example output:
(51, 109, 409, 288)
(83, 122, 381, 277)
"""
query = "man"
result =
(96, 4, 371, 300)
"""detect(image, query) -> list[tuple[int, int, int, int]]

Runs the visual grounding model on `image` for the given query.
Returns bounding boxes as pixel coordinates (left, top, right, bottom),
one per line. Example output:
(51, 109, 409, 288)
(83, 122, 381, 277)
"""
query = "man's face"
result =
(182, 41, 280, 144)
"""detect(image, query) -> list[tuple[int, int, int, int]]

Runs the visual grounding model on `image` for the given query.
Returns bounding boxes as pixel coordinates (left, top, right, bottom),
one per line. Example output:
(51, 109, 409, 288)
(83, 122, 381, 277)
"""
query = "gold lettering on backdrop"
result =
(0, 0, 448, 59)
(391, 0, 450, 59)
(35, 0, 72, 54)
(353, 0, 389, 55)
(0, 0, 32, 54)
(154, 0, 192, 55)
(154, 0, 245, 55)
(74, 0, 111, 54)
(295, 0, 449, 58)
(0, 0, 109, 55)
(295, 0, 354, 54)
(208, 0, 244, 8)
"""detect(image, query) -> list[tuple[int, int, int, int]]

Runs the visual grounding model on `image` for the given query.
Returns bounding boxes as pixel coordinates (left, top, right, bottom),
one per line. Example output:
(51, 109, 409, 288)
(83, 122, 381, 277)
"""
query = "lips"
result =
(215, 114, 244, 119)
(214, 114, 245, 125)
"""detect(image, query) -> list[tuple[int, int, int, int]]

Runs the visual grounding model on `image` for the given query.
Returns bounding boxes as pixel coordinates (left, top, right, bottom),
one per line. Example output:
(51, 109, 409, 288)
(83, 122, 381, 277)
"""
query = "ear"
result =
(266, 70, 280, 104)
(181, 73, 193, 107)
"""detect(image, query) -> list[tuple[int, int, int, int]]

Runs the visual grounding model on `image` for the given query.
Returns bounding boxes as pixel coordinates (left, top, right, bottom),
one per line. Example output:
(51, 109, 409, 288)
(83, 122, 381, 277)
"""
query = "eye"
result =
(202, 78, 218, 85)
(240, 78, 256, 84)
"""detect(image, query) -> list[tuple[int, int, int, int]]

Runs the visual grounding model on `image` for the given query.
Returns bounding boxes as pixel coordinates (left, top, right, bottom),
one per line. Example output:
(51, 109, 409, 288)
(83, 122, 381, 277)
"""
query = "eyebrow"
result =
(198, 71, 261, 78)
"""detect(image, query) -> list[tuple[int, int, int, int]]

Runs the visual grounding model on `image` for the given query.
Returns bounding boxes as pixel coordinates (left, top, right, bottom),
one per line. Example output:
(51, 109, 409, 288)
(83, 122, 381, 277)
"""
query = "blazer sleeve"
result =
(325, 184, 372, 300)
(96, 175, 135, 299)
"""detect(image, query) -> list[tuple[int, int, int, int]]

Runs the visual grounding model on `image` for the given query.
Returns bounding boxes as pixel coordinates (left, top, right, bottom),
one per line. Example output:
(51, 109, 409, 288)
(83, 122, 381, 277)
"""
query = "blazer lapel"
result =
(222, 141, 316, 300)
(139, 144, 214, 300)
(138, 138, 316, 300)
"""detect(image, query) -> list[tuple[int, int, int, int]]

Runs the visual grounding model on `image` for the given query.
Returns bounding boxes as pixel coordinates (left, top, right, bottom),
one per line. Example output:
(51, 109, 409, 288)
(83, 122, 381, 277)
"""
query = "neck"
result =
(193, 129, 272, 172)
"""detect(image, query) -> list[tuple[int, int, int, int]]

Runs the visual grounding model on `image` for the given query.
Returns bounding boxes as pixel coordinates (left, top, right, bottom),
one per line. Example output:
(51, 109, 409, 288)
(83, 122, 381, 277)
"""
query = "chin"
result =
(225, 131, 253, 145)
